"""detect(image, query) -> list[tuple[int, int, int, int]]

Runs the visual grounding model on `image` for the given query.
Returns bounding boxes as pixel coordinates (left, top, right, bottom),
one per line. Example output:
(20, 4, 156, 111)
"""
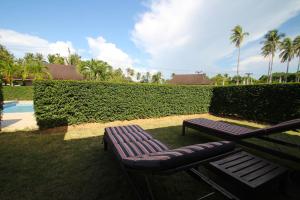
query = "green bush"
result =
(3, 86, 33, 100)
(34, 80, 213, 129)
(209, 84, 300, 123)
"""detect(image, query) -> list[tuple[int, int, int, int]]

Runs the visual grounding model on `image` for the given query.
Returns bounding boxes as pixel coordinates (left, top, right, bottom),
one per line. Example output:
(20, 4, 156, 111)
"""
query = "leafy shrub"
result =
(3, 86, 33, 100)
(34, 80, 213, 129)
(209, 84, 300, 123)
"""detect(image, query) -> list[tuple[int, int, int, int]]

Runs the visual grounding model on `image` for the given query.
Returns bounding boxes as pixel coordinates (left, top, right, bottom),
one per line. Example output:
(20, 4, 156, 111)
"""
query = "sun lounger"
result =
(103, 124, 288, 200)
(103, 124, 236, 199)
(182, 118, 300, 161)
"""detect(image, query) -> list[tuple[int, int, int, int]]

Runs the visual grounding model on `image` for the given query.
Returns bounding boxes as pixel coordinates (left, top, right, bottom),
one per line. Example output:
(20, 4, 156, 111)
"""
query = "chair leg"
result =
(182, 124, 186, 136)
(144, 175, 155, 200)
(103, 136, 108, 151)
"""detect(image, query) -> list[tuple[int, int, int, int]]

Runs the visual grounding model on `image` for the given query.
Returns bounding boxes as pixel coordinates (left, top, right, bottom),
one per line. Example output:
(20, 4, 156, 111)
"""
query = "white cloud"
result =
(87, 36, 134, 69)
(0, 29, 75, 58)
(239, 53, 299, 78)
(132, 0, 300, 77)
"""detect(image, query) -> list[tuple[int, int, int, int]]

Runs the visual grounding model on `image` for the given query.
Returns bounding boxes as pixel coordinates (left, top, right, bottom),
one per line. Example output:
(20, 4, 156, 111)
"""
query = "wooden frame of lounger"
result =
(103, 133, 242, 200)
(182, 120, 300, 162)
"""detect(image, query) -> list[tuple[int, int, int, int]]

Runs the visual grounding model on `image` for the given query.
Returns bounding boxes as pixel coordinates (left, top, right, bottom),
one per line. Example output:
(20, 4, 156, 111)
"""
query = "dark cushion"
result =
(122, 141, 235, 170)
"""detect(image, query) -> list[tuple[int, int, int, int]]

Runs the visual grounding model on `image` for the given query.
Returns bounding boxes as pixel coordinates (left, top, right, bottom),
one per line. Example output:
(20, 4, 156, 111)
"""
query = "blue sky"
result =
(1, 0, 300, 79)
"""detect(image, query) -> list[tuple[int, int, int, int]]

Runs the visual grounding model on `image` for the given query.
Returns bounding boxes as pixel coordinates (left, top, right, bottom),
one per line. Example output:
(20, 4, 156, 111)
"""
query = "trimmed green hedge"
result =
(3, 86, 33, 100)
(34, 80, 213, 129)
(209, 84, 300, 123)
(34, 81, 300, 129)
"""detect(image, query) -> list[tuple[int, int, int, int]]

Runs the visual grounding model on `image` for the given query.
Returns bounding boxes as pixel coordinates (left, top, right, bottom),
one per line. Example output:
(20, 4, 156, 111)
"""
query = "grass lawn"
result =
(1, 114, 300, 200)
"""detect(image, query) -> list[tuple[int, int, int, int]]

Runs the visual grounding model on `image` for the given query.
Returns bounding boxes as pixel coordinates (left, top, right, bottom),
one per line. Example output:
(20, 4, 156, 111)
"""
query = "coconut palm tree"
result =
(261, 30, 285, 83)
(151, 72, 162, 83)
(146, 72, 151, 83)
(294, 35, 300, 82)
(279, 37, 294, 83)
(136, 72, 141, 81)
(230, 25, 249, 85)
(261, 42, 272, 83)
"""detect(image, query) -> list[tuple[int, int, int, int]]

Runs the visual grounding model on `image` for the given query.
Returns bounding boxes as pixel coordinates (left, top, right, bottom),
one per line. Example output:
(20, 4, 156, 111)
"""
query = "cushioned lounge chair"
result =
(103, 124, 237, 199)
(182, 118, 300, 161)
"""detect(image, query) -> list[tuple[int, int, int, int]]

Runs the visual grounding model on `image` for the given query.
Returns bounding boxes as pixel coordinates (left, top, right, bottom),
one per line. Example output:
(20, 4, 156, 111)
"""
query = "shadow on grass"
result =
(0, 125, 299, 200)
(0, 127, 223, 200)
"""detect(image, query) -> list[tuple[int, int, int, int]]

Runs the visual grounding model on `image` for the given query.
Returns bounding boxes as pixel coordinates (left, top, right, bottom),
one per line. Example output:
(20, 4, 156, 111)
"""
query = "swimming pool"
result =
(3, 102, 34, 113)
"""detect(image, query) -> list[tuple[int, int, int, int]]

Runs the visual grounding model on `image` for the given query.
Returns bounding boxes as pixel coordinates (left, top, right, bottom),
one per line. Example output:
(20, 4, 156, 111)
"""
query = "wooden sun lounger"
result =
(182, 118, 300, 162)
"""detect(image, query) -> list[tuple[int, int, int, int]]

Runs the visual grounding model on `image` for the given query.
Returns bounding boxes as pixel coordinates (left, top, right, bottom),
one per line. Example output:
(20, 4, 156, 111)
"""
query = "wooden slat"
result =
(250, 167, 286, 187)
(214, 152, 248, 165)
(222, 156, 253, 169)
(227, 158, 262, 173)
(233, 161, 267, 176)
(242, 165, 277, 181)
(210, 151, 287, 189)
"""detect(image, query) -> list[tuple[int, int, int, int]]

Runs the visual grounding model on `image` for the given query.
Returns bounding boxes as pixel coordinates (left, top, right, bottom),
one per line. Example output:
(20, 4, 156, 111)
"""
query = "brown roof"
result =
(168, 74, 211, 85)
(46, 64, 83, 80)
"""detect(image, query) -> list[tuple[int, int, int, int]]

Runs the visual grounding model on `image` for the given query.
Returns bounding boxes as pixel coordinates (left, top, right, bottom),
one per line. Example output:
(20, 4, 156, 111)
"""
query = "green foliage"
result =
(230, 25, 249, 48)
(67, 53, 81, 66)
(259, 72, 297, 83)
(3, 86, 33, 100)
(34, 80, 213, 129)
(47, 53, 65, 64)
(209, 84, 300, 123)
(0, 44, 16, 85)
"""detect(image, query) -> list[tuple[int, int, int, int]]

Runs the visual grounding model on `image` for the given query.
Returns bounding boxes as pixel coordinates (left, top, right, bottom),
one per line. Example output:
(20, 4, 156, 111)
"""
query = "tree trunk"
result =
(269, 54, 274, 83)
(267, 55, 271, 83)
(285, 61, 290, 83)
(236, 47, 240, 85)
(296, 56, 300, 82)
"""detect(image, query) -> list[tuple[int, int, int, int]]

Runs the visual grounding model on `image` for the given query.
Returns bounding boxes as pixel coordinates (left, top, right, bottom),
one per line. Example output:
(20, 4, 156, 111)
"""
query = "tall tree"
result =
(279, 37, 294, 82)
(230, 25, 249, 85)
(151, 72, 162, 83)
(136, 72, 141, 81)
(0, 44, 17, 85)
(126, 68, 135, 78)
(67, 54, 81, 66)
(261, 30, 285, 83)
(47, 54, 65, 64)
(24, 53, 50, 80)
(146, 72, 151, 83)
(261, 41, 272, 83)
(293, 35, 300, 82)
(79, 59, 112, 81)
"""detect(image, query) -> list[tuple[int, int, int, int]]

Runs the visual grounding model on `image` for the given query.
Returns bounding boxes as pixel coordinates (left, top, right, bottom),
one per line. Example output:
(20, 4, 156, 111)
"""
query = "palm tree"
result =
(279, 37, 294, 82)
(79, 59, 112, 81)
(230, 25, 249, 85)
(294, 35, 300, 82)
(261, 30, 285, 83)
(151, 72, 162, 83)
(261, 42, 272, 83)
(136, 72, 141, 81)
(146, 72, 151, 83)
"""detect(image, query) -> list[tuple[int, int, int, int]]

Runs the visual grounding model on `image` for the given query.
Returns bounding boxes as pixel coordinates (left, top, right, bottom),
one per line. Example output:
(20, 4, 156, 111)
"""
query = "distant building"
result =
(46, 64, 83, 80)
(168, 74, 211, 85)
(14, 64, 83, 86)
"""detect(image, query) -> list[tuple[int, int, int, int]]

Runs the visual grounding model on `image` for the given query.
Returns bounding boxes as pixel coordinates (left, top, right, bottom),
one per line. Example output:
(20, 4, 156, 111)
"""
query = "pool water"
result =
(3, 102, 34, 113)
